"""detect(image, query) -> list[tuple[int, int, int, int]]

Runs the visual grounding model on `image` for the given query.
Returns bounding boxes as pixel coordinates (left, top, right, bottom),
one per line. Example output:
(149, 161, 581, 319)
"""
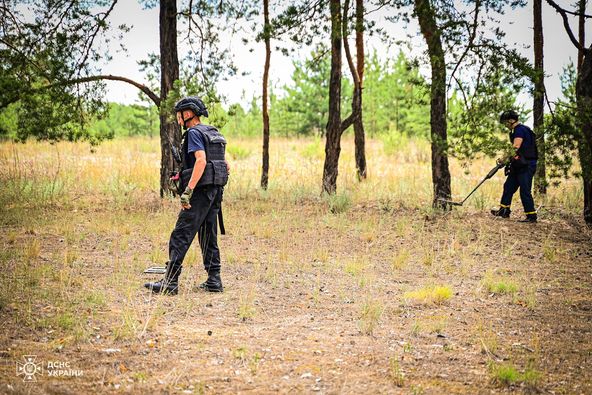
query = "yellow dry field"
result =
(0, 136, 590, 394)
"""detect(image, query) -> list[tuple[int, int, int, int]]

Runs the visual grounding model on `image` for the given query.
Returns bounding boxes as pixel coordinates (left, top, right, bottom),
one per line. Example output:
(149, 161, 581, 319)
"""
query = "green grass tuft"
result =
(404, 285, 453, 305)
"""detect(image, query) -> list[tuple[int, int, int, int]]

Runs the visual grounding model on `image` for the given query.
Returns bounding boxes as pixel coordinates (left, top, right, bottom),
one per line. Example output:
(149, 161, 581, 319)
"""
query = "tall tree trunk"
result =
(576, 2, 591, 223)
(159, 0, 180, 197)
(577, 0, 586, 72)
(322, 0, 343, 194)
(261, 0, 271, 190)
(414, 0, 451, 208)
(353, 0, 366, 180)
(533, 0, 547, 194)
(576, 47, 592, 224)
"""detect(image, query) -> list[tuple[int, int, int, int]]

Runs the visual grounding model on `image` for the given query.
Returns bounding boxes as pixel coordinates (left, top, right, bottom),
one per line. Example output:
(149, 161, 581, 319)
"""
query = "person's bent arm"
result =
(512, 137, 523, 160)
(188, 150, 207, 189)
(513, 137, 523, 150)
(180, 150, 207, 209)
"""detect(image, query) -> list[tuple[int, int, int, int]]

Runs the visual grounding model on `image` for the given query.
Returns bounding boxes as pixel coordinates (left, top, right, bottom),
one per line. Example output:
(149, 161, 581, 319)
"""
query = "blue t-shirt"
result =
(512, 124, 537, 166)
(184, 127, 205, 169)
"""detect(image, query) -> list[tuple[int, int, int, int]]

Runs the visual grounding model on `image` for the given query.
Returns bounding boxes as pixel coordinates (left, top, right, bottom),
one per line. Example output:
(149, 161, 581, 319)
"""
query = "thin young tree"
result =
(353, 0, 367, 180)
(533, 0, 547, 195)
(261, 0, 272, 190)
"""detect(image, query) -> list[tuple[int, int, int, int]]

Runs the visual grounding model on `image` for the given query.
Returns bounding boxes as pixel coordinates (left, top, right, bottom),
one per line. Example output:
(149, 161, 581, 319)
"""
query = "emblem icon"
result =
(16, 355, 42, 382)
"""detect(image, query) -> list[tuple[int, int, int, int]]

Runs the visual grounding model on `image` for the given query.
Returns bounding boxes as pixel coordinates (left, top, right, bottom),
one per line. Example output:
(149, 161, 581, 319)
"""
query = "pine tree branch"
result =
(546, 0, 590, 52)
(63, 75, 161, 106)
(2, 75, 161, 109)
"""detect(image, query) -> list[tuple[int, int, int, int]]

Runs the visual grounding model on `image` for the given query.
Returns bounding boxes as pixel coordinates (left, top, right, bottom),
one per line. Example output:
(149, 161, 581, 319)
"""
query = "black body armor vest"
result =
(510, 125, 538, 160)
(180, 124, 228, 189)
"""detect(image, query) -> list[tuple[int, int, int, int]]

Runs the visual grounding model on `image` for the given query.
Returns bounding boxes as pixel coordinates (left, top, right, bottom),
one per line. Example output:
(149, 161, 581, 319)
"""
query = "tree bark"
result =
(577, 0, 587, 72)
(546, 0, 592, 223)
(576, 47, 592, 223)
(261, 0, 271, 190)
(322, 0, 343, 194)
(533, 0, 547, 194)
(414, 0, 451, 208)
(353, 0, 366, 180)
(159, 0, 180, 197)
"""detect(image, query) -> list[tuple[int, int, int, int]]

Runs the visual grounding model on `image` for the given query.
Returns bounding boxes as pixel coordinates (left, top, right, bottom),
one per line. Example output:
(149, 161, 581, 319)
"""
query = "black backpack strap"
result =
(217, 187, 225, 235)
(218, 207, 225, 235)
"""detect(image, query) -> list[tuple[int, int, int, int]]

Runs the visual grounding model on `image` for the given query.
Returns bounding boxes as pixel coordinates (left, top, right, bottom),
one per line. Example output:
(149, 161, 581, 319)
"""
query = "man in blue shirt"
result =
(491, 110, 538, 223)
(144, 96, 228, 295)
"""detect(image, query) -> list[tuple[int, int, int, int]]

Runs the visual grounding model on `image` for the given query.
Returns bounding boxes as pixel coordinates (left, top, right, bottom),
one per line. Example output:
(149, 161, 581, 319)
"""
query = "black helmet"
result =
(174, 96, 209, 118)
(499, 110, 519, 124)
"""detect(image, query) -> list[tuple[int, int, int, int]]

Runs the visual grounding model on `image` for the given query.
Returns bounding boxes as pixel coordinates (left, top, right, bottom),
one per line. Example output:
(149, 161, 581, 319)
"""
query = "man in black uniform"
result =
(144, 96, 228, 295)
(491, 110, 538, 223)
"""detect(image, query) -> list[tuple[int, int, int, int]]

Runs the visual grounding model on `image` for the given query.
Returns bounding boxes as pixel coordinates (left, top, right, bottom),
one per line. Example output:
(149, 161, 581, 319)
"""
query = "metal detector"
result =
(144, 266, 167, 274)
(438, 162, 506, 207)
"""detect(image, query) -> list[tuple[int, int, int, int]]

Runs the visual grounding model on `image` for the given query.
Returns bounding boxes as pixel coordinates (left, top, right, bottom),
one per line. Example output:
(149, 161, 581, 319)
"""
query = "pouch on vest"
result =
(180, 125, 228, 189)
(212, 160, 229, 186)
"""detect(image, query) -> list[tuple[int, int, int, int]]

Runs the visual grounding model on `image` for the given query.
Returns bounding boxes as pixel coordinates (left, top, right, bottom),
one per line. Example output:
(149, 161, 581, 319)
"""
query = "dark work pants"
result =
(500, 165, 536, 214)
(168, 186, 222, 280)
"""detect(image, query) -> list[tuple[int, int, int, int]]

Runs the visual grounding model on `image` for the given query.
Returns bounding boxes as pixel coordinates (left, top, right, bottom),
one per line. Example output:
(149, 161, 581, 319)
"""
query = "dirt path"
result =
(1, 202, 591, 394)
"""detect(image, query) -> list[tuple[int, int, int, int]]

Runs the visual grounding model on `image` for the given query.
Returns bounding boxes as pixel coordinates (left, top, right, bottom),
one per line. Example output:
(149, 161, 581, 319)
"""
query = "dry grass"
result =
(0, 136, 590, 393)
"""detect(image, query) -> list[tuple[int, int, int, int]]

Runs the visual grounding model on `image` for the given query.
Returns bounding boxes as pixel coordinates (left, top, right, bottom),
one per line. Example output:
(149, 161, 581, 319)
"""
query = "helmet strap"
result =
(182, 114, 195, 129)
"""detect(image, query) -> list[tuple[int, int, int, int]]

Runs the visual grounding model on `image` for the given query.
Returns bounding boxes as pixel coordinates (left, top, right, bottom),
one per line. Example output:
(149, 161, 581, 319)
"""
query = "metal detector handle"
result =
(485, 163, 505, 179)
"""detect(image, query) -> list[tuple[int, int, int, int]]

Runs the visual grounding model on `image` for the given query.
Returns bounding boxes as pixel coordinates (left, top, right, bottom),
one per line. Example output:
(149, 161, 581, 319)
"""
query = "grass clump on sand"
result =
(489, 362, 542, 389)
(404, 285, 453, 305)
(482, 271, 519, 295)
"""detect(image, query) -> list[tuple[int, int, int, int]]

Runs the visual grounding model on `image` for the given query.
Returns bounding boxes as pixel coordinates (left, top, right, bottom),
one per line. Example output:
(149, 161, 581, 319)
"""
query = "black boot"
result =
(144, 263, 180, 295)
(197, 271, 223, 293)
(491, 207, 511, 218)
(518, 213, 537, 223)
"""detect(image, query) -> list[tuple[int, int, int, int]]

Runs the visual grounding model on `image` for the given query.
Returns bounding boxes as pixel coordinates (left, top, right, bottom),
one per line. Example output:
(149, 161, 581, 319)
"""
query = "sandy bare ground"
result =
(1, 197, 591, 394)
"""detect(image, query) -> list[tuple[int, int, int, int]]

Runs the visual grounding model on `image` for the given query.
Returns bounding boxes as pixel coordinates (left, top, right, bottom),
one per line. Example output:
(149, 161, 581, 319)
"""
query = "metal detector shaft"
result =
(458, 162, 505, 205)
(439, 162, 505, 206)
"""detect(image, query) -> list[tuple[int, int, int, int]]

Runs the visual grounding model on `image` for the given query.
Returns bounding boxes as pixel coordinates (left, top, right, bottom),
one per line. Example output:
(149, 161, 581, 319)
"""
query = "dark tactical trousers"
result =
(168, 185, 222, 280)
(500, 165, 536, 214)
